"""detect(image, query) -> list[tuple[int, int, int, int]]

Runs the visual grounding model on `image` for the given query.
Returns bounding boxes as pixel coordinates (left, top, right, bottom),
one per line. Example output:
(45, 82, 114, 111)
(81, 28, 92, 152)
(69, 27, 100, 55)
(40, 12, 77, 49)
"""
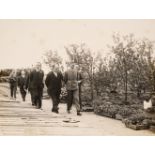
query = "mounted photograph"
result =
(0, 19, 155, 135)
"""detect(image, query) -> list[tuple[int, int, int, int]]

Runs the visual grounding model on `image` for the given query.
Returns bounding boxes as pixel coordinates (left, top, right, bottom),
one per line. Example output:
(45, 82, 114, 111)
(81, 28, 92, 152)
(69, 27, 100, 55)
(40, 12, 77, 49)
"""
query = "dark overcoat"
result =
(28, 70, 44, 92)
(45, 71, 63, 95)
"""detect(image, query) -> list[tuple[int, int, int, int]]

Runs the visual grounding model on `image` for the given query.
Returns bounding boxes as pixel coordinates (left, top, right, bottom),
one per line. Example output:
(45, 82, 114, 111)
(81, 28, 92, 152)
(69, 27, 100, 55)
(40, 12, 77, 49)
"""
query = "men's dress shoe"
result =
(55, 109, 59, 113)
(53, 110, 59, 114)
(67, 110, 71, 114)
(77, 112, 82, 116)
(32, 103, 36, 106)
(52, 109, 59, 113)
(36, 106, 41, 109)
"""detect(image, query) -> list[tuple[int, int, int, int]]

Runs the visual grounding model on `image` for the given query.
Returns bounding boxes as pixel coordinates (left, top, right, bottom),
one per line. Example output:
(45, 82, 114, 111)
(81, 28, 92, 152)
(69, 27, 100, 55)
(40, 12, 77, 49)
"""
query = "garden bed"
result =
(94, 92, 155, 131)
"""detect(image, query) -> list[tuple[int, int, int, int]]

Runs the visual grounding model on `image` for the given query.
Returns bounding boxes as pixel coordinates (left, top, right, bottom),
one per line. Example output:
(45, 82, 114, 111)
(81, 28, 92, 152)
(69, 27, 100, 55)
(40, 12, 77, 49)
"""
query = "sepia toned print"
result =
(0, 19, 155, 135)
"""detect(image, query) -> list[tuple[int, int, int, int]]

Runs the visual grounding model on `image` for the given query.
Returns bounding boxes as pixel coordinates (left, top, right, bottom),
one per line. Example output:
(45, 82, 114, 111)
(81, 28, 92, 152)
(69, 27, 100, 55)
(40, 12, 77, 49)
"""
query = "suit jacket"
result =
(18, 75, 28, 89)
(28, 69, 44, 90)
(45, 71, 63, 94)
(64, 69, 83, 90)
(9, 73, 18, 86)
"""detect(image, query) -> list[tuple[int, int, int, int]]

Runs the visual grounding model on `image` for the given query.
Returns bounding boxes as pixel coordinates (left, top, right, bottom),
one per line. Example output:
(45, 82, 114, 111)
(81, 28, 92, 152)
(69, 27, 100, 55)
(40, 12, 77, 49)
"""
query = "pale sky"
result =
(0, 19, 155, 70)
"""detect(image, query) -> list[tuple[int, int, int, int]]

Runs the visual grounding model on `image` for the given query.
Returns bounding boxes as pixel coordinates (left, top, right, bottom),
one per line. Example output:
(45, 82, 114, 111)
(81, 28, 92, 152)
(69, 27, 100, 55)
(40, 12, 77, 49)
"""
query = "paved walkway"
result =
(0, 83, 154, 135)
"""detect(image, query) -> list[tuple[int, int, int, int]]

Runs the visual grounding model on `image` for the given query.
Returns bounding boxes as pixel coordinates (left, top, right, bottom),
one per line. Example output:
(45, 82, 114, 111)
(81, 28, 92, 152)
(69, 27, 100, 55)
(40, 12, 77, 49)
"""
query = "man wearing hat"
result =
(64, 62, 82, 116)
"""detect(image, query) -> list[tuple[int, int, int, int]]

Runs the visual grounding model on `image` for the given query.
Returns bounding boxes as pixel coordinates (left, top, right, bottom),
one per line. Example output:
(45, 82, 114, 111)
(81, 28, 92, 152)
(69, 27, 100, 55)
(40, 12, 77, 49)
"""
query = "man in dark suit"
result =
(45, 64, 63, 113)
(28, 62, 44, 109)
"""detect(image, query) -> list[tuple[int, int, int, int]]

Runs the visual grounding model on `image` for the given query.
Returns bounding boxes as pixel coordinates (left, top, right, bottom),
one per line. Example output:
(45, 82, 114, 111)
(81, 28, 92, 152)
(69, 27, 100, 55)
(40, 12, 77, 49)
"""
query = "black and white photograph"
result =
(1, 1, 155, 155)
(0, 19, 155, 136)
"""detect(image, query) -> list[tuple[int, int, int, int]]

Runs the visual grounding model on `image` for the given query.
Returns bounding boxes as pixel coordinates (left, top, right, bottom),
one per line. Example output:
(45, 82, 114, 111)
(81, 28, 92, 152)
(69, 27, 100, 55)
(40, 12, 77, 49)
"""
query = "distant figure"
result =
(45, 64, 63, 113)
(64, 63, 82, 116)
(9, 69, 18, 100)
(28, 62, 44, 109)
(18, 70, 28, 101)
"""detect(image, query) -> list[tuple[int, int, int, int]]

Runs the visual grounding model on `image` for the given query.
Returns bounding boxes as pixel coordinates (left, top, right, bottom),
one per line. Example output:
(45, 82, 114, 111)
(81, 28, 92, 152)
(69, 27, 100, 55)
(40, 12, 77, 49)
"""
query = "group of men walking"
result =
(9, 69, 28, 101)
(9, 62, 83, 116)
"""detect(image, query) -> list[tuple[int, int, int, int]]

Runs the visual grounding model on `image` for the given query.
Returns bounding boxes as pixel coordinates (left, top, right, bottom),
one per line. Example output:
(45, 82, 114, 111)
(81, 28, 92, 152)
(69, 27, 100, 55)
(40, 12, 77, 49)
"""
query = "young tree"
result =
(93, 54, 111, 94)
(110, 34, 155, 100)
(128, 39, 154, 96)
(111, 33, 136, 102)
(143, 39, 155, 92)
(43, 50, 62, 69)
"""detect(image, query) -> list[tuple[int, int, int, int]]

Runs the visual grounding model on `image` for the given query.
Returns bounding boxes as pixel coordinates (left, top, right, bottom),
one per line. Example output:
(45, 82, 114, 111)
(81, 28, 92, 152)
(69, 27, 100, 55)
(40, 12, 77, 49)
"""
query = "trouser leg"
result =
(31, 93, 34, 105)
(10, 85, 13, 97)
(13, 85, 17, 99)
(49, 89, 60, 112)
(30, 90, 36, 105)
(36, 95, 42, 108)
(51, 93, 58, 111)
(22, 92, 26, 101)
(55, 91, 60, 111)
(22, 94, 26, 101)
(36, 88, 43, 109)
(21, 91, 24, 101)
(23, 91, 26, 101)
(20, 88, 26, 101)
(36, 96, 42, 108)
(34, 96, 37, 106)
(33, 91, 37, 106)
(73, 89, 80, 113)
(79, 86, 82, 110)
(67, 90, 73, 111)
